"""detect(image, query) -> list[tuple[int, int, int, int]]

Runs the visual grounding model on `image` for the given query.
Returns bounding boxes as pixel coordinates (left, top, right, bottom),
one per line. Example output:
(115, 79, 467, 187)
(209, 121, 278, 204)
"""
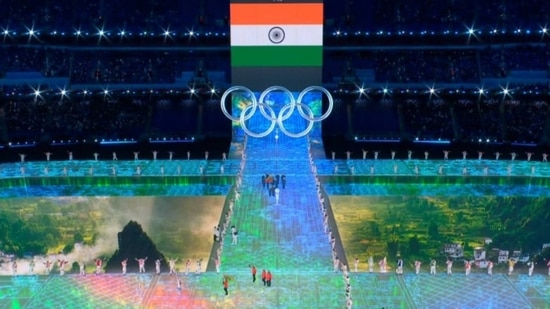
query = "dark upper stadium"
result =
(0, 0, 549, 161)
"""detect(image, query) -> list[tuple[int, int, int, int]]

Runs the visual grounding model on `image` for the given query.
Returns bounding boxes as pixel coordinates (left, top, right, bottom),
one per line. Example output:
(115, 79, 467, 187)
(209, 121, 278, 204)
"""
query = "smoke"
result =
(76, 197, 159, 260)
(0, 196, 224, 275)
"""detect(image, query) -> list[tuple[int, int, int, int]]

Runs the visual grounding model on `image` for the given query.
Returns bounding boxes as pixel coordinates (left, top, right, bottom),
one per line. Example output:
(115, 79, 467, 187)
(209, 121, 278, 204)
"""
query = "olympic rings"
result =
(220, 85, 334, 138)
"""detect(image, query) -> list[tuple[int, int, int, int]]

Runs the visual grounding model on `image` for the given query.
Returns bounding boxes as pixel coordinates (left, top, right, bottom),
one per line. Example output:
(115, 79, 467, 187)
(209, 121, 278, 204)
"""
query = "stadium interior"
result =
(0, 0, 549, 308)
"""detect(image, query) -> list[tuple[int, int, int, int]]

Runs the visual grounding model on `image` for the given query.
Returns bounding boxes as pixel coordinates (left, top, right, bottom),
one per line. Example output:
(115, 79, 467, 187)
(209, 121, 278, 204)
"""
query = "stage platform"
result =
(0, 109, 549, 308)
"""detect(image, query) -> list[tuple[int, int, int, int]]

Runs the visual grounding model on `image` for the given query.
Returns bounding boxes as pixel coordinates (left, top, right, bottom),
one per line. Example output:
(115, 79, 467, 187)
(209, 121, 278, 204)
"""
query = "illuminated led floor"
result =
(316, 157, 550, 177)
(318, 159, 550, 197)
(24, 274, 154, 309)
(4, 271, 549, 308)
(1, 158, 550, 308)
(2, 119, 550, 306)
(0, 160, 238, 197)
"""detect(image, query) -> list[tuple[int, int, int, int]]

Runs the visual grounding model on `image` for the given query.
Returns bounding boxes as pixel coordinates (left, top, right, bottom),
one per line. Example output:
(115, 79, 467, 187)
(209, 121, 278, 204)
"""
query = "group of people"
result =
(7, 255, 208, 277)
(214, 141, 248, 295)
(17, 150, 224, 163)
(334, 149, 550, 176)
(8, 258, 74, 276)
(261, 173, 286, 203)
(222, 265, 272, 296)
(352, 256, 550, 277)
(307, 137, 355, 308)
(12, 150, 233, 178)
(339, 149, 550, 162)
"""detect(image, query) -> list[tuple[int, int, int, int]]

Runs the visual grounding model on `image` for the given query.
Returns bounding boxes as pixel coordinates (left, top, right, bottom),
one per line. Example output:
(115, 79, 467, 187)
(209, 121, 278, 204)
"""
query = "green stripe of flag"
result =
(231, 46, 323, 67)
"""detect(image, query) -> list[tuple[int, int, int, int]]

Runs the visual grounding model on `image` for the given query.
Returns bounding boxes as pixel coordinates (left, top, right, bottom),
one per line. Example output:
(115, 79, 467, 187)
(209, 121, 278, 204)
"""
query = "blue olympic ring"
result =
(220, 86, 334, 138)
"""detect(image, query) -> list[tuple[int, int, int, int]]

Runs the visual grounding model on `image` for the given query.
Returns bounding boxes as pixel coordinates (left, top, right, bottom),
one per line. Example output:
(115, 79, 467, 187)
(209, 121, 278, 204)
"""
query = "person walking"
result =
(266, 271, 272, 287)
(396, 258, 404, 275)
(430, 259, 437, 275)
(231, 225, 238, 245)
(95, 258, 103, 275)
(155, 259, 162, 275)
(508, 259, 516, 276)
(223, 276, 229, 295)
(487, 260, 494, 275)
(261, 269, 267, 286)
(528, 260, 535, 276)
(414, 260, 422, 274)
(250, 265, 257, 282)
(446, 258, 453, 275)
(121, 258, 128, 275)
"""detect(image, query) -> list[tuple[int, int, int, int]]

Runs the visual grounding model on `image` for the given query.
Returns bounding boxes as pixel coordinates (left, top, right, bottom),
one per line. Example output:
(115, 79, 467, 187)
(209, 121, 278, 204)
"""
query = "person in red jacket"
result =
(261, 269, 267, 286)
(266, 271, 272, 287)
(250, 265, 257, 283)
(223, 276, 229, 295)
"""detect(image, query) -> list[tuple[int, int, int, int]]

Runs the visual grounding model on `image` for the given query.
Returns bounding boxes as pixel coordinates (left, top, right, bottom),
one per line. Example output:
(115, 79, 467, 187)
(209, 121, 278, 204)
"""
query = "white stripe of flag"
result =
(231, 25, 323, 46)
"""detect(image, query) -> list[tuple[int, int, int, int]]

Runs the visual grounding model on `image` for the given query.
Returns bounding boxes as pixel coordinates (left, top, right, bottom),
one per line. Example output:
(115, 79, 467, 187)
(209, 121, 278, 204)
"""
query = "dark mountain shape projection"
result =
(105, 220, 168, 273)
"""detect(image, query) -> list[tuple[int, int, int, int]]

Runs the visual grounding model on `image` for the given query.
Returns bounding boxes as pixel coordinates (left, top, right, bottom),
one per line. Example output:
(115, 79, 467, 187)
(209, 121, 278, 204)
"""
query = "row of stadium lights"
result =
(1, 26, 223, 42)
(345, 85, 548, 99)
(335, 26, 548, 37)
(1, 25, 548, 42)
(8, 85, 221, 100)
(2, 84, 546, 100)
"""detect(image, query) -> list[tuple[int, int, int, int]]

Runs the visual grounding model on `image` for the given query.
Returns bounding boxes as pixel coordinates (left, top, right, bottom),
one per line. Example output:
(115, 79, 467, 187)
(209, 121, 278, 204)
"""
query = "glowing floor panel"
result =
(142, 271, 346, 309)
(403, 273, 533, 309)
(0, 276, 47, 308)
(25, 274, 153, 309)
(2, 114, 550, 307)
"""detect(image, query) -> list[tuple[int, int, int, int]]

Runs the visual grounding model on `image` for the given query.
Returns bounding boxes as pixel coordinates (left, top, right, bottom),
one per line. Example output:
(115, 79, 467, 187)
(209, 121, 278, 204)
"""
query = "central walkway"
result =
(201, 105, 350, 307)
(223, 134, 335, 270)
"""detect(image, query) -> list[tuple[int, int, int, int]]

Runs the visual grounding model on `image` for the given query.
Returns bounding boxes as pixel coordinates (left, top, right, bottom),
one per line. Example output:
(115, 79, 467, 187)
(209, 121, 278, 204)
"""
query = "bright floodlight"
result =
(503, 88, 509, 95)
(429, 87, 435, 94)
(103, 89, 109, 95)
(95, 26, 108, 43)
(30, 85, 43, 100)
(74, 27, 83, 39)
(61, 89, 66, 96)
(465, 24, 478, 43)
(164, 30, 170, 37)
(25, 25, 38, 42)
(382, 88, 388, 94)
(478, 88, 485, 94)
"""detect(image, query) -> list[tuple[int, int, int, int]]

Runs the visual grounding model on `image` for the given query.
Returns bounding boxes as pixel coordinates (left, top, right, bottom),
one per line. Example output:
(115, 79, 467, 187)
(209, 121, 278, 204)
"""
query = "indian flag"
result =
(230, 0, 324, 91)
